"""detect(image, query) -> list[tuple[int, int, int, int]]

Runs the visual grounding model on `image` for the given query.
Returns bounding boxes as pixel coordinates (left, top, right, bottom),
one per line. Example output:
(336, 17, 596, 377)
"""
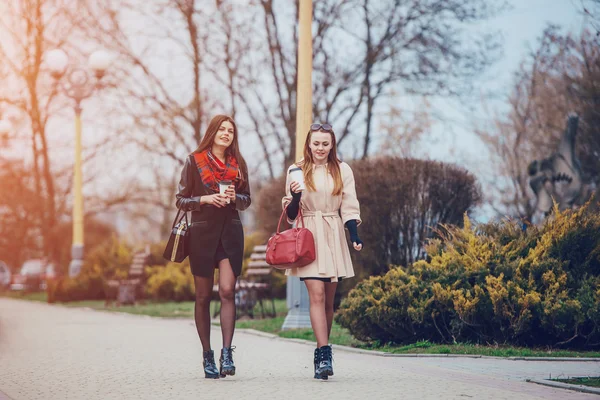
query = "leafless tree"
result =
(40, 0, 505, 243)
(576, 0, 600, 34)
(0, 0, 80, 262)
(248, 0, 505, 166)
(474, 26, 600, 219)
(377, 93, 434, 158)
(0, 0, 166, 266)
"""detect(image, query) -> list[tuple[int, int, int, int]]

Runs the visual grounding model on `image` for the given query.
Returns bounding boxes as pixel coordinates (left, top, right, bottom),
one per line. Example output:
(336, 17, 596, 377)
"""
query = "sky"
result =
(431, 0, 586, 158)
(413, 0, 589, 221)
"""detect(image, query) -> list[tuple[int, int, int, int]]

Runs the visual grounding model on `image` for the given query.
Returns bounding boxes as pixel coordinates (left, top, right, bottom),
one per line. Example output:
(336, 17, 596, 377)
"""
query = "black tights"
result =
(193, 259, 238, 352)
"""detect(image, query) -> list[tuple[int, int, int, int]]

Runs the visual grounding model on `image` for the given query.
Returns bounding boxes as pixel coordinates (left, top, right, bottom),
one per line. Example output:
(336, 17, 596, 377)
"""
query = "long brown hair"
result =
(298, 127, 343, 196)
(193, 114, 248, 188)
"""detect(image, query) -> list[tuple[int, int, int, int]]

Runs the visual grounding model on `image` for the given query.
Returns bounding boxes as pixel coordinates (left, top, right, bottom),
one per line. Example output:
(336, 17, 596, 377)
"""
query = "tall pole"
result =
(69, 103, 84, 277)
(295, 0, 313, 161)
(46, 48, 110, 279)
(282, 0, 313, 331)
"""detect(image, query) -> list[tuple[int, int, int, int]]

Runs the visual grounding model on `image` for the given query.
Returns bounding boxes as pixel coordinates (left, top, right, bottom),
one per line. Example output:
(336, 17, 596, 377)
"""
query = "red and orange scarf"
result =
(193, 150, 240, 193)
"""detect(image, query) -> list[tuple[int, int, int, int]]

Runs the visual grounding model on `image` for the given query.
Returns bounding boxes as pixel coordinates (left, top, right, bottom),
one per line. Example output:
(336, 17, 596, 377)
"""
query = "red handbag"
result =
(266, 207, 316, 270)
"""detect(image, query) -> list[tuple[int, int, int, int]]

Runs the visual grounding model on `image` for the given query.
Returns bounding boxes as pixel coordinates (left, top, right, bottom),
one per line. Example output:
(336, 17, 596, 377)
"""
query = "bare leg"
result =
(218, 259, 237, 348)
(304, 280, 328, 348)
(194, 275, 214, 352)
(324, 282, 338, 340)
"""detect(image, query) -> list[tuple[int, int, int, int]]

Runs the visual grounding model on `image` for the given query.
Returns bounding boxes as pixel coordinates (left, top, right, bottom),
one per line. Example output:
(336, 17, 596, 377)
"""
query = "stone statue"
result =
(528, 115, 591, 221)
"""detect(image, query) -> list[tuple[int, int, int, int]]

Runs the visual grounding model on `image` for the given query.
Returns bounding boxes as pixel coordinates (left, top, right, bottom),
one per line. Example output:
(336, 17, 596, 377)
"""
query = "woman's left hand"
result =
(225, 185, 236, 202)
(353, 242, 363, 251)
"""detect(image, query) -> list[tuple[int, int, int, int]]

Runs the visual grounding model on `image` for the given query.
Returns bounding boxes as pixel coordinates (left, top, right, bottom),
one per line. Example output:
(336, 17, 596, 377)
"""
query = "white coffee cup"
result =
(289, 167, 305, 191)
(219, 180, 232, 204)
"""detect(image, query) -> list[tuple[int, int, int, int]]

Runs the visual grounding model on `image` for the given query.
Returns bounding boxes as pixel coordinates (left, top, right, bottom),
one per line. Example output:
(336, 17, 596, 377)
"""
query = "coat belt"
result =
(301, 211, 342, 275)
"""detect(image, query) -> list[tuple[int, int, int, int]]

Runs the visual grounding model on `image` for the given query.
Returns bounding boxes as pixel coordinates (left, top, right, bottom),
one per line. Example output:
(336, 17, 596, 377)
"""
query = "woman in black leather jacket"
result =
(176, 114, 250, 379)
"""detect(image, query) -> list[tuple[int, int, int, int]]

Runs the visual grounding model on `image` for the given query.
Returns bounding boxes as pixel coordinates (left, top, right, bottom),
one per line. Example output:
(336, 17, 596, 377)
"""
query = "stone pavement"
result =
(0, 298, 599, 400)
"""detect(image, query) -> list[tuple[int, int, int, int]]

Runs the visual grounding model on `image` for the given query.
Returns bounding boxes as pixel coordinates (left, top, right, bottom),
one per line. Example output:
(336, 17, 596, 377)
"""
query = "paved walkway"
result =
(0, 298, 599, 400)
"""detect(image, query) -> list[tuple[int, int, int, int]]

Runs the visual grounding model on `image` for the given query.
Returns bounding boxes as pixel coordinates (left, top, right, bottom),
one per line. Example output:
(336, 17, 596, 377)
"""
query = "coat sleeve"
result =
(340, 163, 361, 226)
(175, 156, 203, 211)
(234, 178, 251, 211)
(282, 165, 297, 224)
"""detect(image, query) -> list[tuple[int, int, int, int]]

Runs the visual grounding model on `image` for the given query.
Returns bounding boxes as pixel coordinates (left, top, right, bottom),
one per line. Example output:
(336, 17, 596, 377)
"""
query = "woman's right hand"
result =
(201, 193, 229, 208)
(290, 181, 302, 194)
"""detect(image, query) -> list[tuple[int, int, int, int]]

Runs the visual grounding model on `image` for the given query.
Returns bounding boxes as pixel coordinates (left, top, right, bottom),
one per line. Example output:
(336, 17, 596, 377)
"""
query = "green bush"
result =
(48, 271, 106, 303)
(339, 157, 482, 299)
(336, 202, 600, 349)
(146, 261, 195, 302)
(48, 236, 133, 302)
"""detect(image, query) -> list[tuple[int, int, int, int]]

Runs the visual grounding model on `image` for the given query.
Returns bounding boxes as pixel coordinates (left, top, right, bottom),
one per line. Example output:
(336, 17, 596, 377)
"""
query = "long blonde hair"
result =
(297, 128, 343, 196)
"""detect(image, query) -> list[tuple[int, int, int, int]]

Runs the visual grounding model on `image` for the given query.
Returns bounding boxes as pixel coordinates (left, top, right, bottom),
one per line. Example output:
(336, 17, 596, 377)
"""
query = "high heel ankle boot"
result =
(203, 350, 219, 379)
(313, 345, 333, 380)
(313, 348, 320, 379)
(322, 345, 334, 376)
(219, 346, 236, 377)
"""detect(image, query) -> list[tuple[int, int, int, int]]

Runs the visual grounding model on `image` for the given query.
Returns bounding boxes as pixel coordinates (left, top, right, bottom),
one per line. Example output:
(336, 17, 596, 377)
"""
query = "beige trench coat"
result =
(282, 162, 361, 282)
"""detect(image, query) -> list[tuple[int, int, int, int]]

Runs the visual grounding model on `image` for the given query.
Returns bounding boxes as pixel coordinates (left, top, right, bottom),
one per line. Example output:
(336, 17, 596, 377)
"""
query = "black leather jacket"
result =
(176, 154, 250, 277)
(175, 155, 251, 215)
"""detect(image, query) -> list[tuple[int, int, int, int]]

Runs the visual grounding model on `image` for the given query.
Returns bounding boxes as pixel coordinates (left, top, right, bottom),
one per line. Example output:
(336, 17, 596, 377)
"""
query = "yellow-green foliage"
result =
(49, 235, 134, 302)
(336, 202, 600, 348)
(145, 260, 195, 302)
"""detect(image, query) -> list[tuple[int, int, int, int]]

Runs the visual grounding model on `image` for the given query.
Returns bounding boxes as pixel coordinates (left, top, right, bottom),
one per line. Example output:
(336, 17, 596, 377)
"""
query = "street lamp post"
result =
(46, 49, 111, 278)
(282, 0, 313, 330)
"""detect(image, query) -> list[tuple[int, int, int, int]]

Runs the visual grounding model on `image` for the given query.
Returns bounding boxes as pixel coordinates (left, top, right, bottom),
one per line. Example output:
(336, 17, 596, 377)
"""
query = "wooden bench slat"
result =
(253, 245, 267, 252)
(246, 269, 271, 276)
(104, 249, 151, 307)
(248, 260, 270, 268)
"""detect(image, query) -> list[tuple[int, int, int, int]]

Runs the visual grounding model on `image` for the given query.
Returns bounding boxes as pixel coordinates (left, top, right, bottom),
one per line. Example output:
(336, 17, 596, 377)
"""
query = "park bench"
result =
(212, 244, 276, 319)
(104, 247, 151, 307)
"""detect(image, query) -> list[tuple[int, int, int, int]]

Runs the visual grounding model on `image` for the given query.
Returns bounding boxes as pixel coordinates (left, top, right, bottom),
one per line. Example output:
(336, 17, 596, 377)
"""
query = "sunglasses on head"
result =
(310, 123, 333, 132)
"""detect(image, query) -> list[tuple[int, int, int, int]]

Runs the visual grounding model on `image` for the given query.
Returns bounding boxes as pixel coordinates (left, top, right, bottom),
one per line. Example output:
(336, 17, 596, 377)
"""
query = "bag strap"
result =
(171, 208, 189, 230)
(169, 153, 196, 229)
(277, 206, 305, 233)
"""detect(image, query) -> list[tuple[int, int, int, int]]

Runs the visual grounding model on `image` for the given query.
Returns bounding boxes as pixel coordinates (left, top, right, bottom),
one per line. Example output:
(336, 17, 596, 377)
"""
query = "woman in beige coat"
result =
(282, 123, 362, 380)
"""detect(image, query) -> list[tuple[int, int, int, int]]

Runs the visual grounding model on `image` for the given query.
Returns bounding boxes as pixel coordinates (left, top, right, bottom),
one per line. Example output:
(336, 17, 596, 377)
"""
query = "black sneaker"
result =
(219, 346, 236, 377)
(203, 350, 219, 379)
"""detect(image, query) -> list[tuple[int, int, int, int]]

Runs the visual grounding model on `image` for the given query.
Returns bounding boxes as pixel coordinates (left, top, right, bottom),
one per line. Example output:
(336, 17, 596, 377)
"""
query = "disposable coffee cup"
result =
(289, 167, 305, 191)
(219, 180, 232, 204)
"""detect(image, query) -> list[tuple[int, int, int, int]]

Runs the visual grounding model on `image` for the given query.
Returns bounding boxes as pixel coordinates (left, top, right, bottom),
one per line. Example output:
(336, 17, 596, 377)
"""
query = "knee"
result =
(309, 290, 326, 306)
(219, 286, 235, 302)
(195, 293, 211, 307)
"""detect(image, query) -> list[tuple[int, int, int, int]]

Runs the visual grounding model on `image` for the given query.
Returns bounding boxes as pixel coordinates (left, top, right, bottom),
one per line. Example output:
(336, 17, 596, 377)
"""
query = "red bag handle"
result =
(277, 206, 305, 233)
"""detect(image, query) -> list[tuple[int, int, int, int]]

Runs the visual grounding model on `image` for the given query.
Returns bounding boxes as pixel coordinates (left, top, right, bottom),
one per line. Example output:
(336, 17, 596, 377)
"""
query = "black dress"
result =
(175, 154, 251, 278)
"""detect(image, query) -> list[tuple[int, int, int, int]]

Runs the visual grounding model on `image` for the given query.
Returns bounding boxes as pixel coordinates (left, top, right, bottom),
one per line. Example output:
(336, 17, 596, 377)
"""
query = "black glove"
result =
(286, 188, 302, 220)
(345, 219, 363, 247)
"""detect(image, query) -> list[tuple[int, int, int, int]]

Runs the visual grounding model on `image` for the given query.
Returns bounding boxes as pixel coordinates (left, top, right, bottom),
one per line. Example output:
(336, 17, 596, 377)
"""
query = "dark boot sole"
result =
(314, 372, 329, 380)
(314, 367, 332, 380)
(205, 373, 219, 379)
(220, 368, 235, 378)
